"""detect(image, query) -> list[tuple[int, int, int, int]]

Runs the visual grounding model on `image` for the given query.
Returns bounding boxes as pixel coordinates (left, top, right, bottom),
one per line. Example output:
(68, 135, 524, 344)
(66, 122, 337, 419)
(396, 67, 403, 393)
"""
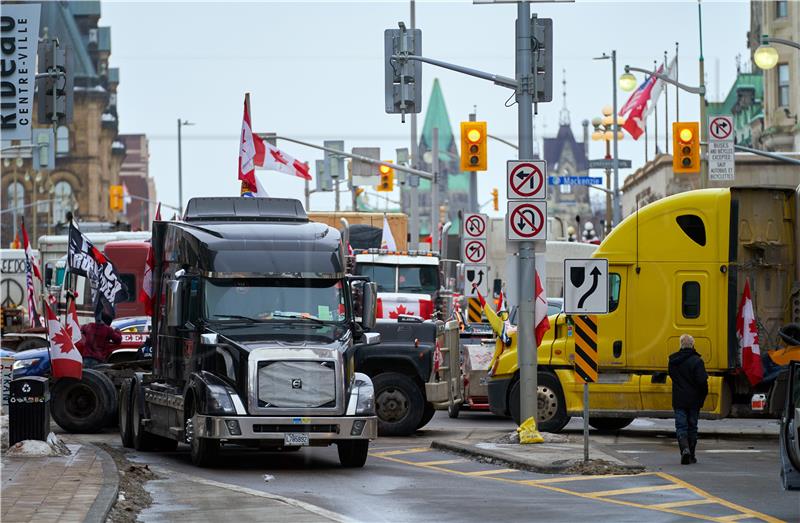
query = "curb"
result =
(576, 428, 779, 441)
(83, 443, 120, 523)
(431, 439, 645, 475)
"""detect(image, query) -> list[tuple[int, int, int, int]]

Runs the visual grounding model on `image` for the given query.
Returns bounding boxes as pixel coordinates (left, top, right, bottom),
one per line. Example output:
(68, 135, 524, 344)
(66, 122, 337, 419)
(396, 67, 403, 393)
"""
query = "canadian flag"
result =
(46, 303, 83, 379)
(736, 280, 763, 387)
(139, 204, 161, 315)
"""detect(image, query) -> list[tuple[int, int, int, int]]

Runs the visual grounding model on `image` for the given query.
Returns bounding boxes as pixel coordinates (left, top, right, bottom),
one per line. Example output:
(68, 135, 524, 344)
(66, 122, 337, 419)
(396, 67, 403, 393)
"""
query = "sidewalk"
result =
(1, 439, 118, 523)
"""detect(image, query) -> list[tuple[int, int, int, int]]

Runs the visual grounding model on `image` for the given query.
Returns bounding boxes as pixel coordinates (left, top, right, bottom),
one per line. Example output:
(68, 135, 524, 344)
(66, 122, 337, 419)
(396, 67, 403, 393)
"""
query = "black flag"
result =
(68, 223, 128, 319)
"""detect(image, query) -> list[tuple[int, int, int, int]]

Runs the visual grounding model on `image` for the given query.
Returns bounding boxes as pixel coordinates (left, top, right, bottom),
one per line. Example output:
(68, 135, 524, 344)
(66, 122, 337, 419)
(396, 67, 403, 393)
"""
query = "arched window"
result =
(57, 126, 70, 155)
(6, 182, 24, 213)
(53, 181, 73, 224)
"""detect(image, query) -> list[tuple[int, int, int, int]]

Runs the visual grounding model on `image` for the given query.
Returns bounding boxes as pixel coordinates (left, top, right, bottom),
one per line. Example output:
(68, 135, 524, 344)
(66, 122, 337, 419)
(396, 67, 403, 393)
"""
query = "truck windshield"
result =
(356, 263, 439, 294)
(204, 278, 347, 323)
(355, 264, 395, 292)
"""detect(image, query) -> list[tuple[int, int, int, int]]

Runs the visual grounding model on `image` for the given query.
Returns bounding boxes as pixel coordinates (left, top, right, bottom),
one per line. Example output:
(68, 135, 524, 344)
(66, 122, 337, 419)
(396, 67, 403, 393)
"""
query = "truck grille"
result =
(253, 424, 339, 434)
(257, 360, 336, 408)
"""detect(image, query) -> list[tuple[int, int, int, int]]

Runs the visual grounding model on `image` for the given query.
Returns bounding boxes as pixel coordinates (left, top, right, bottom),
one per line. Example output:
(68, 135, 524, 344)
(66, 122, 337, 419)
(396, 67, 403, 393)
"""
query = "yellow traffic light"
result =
(460, 121, 487, 171)
(377, 162, 394, 192)
(672, 121, 700, 174)
(491, 188, 499, 211)
(109, 185, 124, 212)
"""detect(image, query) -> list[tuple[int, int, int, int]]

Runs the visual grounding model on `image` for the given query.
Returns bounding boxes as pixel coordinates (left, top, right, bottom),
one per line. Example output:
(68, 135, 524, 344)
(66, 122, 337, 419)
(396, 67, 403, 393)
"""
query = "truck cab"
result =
(119, 198, 378, 467)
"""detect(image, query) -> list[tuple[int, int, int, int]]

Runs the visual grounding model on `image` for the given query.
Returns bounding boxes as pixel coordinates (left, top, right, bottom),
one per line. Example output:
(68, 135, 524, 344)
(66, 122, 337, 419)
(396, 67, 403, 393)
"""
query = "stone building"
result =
(748, 0, 799, 151)
(119, 134, 156, 231)
(1, 1, 125, 247)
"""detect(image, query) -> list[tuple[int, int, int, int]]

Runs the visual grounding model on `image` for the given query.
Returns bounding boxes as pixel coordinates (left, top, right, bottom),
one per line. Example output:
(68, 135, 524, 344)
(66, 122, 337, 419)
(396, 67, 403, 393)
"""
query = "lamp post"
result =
(177, 119, 195, 214)
(593, 51, 622, 227)
(753, 35, 800, 70)
(591, 107, 626, 236)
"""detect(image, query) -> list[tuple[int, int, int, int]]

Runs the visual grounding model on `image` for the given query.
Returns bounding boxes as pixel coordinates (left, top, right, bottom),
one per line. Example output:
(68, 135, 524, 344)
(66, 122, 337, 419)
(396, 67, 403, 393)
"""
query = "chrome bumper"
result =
(194, 414, 377, 441)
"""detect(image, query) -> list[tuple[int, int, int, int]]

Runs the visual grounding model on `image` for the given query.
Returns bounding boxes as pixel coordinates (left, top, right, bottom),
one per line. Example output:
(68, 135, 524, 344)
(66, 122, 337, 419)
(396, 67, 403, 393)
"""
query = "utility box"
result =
(9, 377, 50, 446)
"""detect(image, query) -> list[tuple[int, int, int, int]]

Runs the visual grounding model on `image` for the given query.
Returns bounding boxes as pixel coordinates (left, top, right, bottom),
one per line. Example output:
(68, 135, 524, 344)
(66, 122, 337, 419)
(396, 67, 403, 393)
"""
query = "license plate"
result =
(284, 433, 309, 446)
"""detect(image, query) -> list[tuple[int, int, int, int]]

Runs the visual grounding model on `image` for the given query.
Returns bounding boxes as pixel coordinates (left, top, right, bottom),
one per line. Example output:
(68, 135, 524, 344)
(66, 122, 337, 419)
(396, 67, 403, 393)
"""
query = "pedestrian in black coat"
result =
(668, 334, 708, 465)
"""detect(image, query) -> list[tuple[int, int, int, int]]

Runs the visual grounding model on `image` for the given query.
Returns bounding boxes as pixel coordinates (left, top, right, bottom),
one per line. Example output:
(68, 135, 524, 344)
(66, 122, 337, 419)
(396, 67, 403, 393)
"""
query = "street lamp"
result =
(177, 118, 195, 214)
(591, 107, 626, 236)
(754, 35, 800, 70)
(593, 51, 622, 228)
(618, 72, 637, 92)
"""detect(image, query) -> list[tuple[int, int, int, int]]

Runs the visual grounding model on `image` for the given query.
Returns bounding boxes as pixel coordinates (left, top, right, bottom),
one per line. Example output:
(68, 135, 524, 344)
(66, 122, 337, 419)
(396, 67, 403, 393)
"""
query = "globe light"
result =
(602, 115, 614, 126)
(602, 105, 613, 117)
(591, 131, 604, 141)
(617, 131, 625, 140)
(591, 117, 602, 127)
(619, 72, 637, 92)
(604, 130, 614, 141)
(753, 44, 779, 70)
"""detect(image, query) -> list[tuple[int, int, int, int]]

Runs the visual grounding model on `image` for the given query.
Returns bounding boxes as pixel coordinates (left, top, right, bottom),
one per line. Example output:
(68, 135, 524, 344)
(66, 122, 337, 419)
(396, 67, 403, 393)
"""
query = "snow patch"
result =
(5, 432, 71, 457)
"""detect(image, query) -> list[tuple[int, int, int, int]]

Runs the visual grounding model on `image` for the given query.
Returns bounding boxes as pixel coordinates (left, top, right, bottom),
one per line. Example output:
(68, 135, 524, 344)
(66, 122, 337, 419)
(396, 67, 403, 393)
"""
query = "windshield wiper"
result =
(210, 314, 263, 323)
(272, 312, 326, 325)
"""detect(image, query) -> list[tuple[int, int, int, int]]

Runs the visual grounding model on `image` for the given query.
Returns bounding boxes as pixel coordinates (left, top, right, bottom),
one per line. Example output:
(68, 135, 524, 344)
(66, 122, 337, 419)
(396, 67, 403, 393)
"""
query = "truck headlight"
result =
(13, 358, 40, 370)
(205, 384, 235, 415)
(353, 373, 375, 416)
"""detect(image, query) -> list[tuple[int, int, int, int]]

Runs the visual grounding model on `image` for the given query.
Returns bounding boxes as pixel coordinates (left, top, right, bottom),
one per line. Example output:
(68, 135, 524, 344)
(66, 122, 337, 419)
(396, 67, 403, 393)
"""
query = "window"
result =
(119, 274, 136, 302)
(776, 0, 788, 18)
(778, 64, 790, 107)
(53, 181, 73, 224)
(676, 214, 706, 246)
(398, 265, 439, 294)
(355, 264, 396, 292)
(682, 281, 701, 319)
(6, 182, 24, 213)
(609, 273, 621, 312)
(56, 126, 69, 154)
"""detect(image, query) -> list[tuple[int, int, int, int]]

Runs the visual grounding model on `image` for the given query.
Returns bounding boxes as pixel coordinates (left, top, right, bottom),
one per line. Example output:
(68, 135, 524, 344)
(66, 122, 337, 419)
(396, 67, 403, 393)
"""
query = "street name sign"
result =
(463, 239, 487, 264)
(564, 258, 609, 315)
(708, 115, 735, 182)
(548, 176, 603, 186)
(463, 213, 487, 240)
(507, 160, 547, 200)
(463, 264, 489, 299)
(507, 201, 547, 241)
(588, 158, 632, 170)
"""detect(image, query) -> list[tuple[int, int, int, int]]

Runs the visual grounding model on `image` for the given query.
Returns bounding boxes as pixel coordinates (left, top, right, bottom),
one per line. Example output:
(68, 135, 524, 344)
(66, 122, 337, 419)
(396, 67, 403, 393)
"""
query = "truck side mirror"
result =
(166, 279, 184, 327)
(361, 282, 378, 330)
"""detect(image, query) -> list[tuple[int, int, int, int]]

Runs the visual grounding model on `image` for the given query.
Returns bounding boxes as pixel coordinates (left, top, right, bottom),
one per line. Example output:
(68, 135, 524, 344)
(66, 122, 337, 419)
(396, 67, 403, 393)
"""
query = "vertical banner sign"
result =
(0, 3, 41, 140)
(708, 115, 735, 182)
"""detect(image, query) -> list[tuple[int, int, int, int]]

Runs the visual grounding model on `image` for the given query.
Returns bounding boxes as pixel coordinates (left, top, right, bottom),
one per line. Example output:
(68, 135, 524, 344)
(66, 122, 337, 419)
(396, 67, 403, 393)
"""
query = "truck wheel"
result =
(337, 440, 369, 468)
(186, 406, 219, 467)
(372, 373, 424, 437)
(418, 403, 436, 429)
(131, 380, 159, 451)
(50, 369, 115, 433)
(509, 373, 570, 433)
(119, 378, 134, 448)
(448, 402, 461, 419)
(589, 417, 635, 432)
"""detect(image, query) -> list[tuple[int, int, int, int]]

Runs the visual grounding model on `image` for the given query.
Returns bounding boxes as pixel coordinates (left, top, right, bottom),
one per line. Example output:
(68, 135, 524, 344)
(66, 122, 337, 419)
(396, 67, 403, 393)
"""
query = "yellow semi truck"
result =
(488, 186, 800, 432)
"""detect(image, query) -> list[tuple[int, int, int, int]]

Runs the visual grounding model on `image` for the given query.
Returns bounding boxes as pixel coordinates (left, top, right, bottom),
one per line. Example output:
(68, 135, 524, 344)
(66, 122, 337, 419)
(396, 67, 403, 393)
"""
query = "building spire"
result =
(558, 68, 570, 126)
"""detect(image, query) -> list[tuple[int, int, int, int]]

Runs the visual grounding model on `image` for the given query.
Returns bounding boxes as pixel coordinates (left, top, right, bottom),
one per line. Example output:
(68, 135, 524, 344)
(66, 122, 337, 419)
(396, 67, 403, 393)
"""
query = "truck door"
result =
(780, 362, 800, 490)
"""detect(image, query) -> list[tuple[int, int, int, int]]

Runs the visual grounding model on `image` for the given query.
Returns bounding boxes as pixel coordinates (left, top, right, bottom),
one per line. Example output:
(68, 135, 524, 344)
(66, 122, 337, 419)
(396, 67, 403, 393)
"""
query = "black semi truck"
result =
(118, 197, 379, 467)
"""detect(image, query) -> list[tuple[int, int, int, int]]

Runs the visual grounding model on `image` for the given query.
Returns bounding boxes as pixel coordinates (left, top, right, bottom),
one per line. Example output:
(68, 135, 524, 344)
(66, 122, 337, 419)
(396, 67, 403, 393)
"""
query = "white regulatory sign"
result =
(463, 213, 487, 240)
(708, 115, 735, 182)
(507, 160, 547, 200)
(564, 258, 609, 315)
(463, 238, 487, 264)
(506, 201, 547, 241)
(463, 264, 489, 298)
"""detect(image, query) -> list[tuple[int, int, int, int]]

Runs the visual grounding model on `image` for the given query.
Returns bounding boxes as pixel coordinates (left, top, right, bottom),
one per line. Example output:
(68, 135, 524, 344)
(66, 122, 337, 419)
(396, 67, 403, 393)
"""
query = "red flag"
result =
(619, 65, 662, 140)
(534, 271, 550, 346)
(46, 303, 83, 379)
(238, 93, 263, 187)
(154, 202, 162, 221)
(139, 203, 161, 316)
(736, 280, 763, 386)
(20, 222, 41, 281)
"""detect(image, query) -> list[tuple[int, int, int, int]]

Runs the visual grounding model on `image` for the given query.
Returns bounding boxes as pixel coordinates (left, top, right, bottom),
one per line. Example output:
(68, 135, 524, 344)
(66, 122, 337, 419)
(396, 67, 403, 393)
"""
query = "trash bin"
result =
(9, 376, 50, 446)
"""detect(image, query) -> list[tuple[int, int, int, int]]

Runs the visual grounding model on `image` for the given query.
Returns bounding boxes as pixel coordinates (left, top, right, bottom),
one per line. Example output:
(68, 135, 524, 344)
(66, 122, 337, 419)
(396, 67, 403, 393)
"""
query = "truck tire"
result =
(337, 440, 369, 468)
(119, 378, 134, 448)
(50, 369, 116, 433)
(186, 402, 219, 467)
(589, 417, 635, 432)
(418, 403, 436, 429)
(448, 402, 461, 419)
(373, 372, 424, 437)
(131, 380, 159, 451)
(509, 372, 570, 433)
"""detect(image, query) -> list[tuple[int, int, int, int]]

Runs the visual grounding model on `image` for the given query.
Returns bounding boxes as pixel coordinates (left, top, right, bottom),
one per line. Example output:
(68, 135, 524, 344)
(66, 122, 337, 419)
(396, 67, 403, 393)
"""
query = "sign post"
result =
(708, 115, 735, 182)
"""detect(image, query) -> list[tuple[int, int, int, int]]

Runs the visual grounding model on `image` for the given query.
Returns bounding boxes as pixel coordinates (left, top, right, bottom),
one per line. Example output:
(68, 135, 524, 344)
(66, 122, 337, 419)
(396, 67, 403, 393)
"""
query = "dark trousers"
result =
(674, 407, 699, 441)
(83, 357, 102, 368)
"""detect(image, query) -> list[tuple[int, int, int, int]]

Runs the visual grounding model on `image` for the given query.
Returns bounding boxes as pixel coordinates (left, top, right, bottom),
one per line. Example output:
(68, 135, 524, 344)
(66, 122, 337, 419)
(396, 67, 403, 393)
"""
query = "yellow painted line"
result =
(413, 459, 465, 466)
(587, 483, 684, 498)
(465, 468, 519, 477)
(716, 515, 756, 522)
(652, 499, 716, 509)
(521, 472, 657, 485)
(370, 447, 431, 457)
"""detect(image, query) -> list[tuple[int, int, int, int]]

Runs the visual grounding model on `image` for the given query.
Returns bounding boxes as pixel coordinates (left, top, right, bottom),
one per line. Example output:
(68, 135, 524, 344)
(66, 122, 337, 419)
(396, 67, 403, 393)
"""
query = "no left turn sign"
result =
(507, 201, 547, 241)
(507, 160, 547, 200)
(463, 239, 487, 263)
(463, 213, 487, 239)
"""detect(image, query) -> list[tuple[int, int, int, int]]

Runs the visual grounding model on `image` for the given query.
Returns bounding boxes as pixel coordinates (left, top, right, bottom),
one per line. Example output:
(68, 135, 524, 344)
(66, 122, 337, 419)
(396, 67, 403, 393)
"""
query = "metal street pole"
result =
(698, 0, 708, 189)
(334, 179, 341, 212)
(177, 118, 183, 212)
(431, 127, 440, 251)
(304, 179, 311, 210)
(611, 50, 621, 226)
(516, 0, 537, 425)
(409, 0, 420, 250)
(604, 139, 612, 236)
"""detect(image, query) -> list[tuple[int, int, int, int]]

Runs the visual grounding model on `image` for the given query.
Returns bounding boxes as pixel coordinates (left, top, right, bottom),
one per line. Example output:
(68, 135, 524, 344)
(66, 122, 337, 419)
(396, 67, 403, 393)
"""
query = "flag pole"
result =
(675, 42, 680, 122)
(653, 60, 658, 157)
(664, 51, 669, 155)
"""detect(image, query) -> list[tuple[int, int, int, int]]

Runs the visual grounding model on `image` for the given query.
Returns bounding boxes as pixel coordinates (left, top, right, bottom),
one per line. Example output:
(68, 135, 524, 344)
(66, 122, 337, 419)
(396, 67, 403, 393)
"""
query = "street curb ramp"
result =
(431, 439, 646, 475)
(84, 443, 120, 523)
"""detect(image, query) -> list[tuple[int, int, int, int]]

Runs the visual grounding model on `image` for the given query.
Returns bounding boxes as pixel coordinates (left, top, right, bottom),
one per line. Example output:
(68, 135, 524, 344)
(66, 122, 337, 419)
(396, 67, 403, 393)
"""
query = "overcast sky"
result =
(101, 0, 751, 217)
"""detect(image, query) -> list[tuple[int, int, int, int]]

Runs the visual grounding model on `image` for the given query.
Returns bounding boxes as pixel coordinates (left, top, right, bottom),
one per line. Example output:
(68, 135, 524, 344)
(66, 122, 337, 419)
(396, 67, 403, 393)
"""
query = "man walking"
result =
(668, 334, 709, 464)
(79, 312, 122, 368)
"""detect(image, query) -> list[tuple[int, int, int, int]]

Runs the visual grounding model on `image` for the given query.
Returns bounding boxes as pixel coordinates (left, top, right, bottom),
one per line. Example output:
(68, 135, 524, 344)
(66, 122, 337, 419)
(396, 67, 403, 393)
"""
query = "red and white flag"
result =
(736, 280, 763, 387)
(46, 303, 83, 379)
(238, 93, 260, 187)
(139, 203, 162, 316)
(257, 141, 311, 181)
(21, 222, 41, 281)
(534, 271, 550, 346)
(619, 64, 662, 140)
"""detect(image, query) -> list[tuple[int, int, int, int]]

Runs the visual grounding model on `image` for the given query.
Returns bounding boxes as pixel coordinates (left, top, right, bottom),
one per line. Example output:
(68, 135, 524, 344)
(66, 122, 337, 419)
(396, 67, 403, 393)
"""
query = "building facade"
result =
(1, 1, 125, 247)
(119, 134, 156, 231)
(749, 0, 799, 151)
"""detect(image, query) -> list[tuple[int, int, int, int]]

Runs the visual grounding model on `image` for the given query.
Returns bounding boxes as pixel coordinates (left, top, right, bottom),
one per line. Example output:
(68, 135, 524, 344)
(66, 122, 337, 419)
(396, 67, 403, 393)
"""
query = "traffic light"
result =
(377, 162, 394, 192)
(672, 121, 700, 174)
(460, 121, 487, 171)
(491, 188, 499, 211)
(109, 185, 124, 212)
(37, 40, 73, 126)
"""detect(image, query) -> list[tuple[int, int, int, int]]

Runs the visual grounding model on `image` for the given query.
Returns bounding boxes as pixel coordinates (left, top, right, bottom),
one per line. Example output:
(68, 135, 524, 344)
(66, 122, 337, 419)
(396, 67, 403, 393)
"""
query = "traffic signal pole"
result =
(515, 0, 538, 426)
(409, 0, 420, 249)
(431, 127, 440, 251)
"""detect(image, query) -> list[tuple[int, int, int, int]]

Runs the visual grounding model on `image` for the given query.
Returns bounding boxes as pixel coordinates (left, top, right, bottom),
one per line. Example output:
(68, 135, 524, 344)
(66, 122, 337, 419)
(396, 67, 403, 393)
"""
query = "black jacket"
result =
(668, 347, 709, 410)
